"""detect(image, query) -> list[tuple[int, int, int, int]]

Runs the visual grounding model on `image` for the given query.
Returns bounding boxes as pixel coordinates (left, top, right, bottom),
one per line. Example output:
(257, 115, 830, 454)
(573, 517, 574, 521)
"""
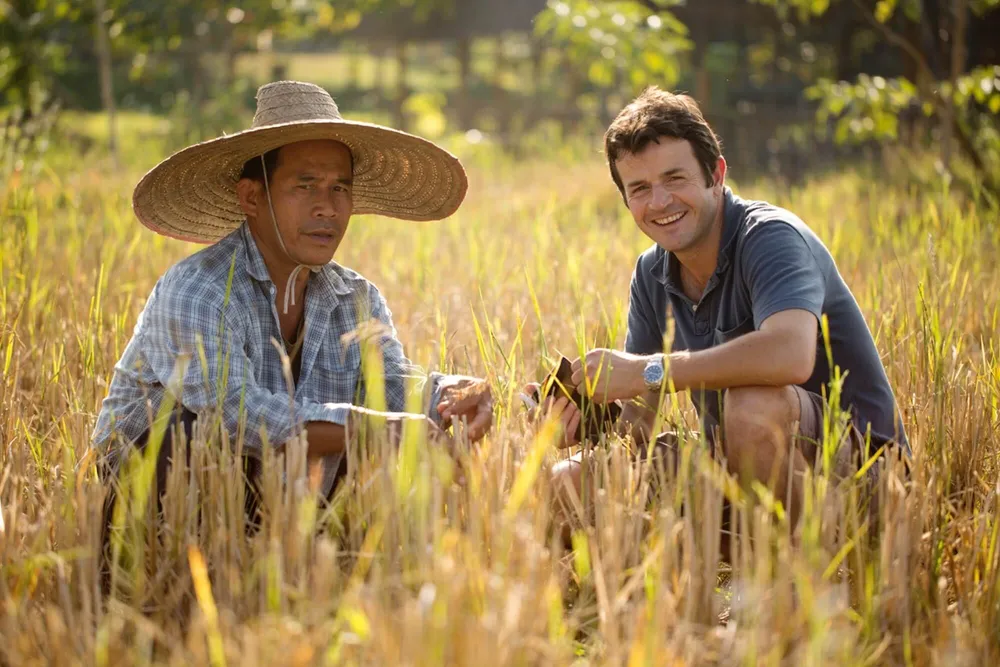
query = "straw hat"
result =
(132, 80, 468, 244)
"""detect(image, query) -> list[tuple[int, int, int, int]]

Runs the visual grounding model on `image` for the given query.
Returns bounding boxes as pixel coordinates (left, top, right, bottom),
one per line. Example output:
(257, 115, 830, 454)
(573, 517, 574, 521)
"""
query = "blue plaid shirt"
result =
(93, 223, 442, 491)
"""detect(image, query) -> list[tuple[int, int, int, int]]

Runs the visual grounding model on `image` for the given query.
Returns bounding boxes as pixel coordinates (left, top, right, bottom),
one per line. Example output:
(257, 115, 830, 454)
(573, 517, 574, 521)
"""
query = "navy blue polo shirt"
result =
(625, 187, 908, 452)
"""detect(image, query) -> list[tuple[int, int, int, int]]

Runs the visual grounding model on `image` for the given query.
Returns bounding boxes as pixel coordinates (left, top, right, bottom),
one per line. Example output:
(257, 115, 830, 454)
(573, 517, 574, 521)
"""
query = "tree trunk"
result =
(689, 31, 711, 111)
(393, 40, 408, 132)
(223, 25, 239, 89)
(457, 36, 472, 129)
(346, 42, 360, 88)
(944, 0, 968, 169)
(528, 37, 544, 130)
(94, 0, 118, 165)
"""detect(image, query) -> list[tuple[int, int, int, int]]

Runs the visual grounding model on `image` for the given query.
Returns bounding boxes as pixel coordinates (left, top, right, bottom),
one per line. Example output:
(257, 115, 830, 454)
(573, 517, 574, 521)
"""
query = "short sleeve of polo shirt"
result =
(741, 221, 826, 329)
(625, 257, 664, 355)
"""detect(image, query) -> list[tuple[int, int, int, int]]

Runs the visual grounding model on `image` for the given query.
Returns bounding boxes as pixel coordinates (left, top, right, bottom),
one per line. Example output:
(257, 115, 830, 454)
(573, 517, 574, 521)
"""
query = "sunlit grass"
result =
(2, 134, 1000, 665)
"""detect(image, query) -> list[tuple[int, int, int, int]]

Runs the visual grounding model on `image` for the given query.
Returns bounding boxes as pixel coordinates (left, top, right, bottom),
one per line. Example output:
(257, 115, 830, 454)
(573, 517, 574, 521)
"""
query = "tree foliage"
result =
(534, 0, 690, 91)
(0, 0, 449, 110)
(770, 0, 1000, 187)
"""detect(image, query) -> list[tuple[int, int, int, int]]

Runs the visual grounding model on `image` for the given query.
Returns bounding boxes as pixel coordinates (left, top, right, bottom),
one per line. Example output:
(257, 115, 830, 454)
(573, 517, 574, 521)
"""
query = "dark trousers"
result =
(98, 408, 264, 593)
(98, 408, 347, 594)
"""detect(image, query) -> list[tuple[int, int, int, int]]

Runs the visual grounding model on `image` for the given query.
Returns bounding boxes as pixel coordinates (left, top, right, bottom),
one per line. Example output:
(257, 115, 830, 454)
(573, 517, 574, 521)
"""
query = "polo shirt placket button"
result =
(693, 305, 711, 337)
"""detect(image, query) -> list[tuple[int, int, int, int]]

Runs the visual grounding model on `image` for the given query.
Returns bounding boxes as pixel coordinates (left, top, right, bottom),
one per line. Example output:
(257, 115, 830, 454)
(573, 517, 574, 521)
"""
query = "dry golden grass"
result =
(2, 141, 1000, 666)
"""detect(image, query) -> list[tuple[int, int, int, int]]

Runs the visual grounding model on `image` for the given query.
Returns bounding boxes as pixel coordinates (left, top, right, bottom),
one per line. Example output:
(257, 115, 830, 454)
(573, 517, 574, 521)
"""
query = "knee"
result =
(721, 386, 794, 460)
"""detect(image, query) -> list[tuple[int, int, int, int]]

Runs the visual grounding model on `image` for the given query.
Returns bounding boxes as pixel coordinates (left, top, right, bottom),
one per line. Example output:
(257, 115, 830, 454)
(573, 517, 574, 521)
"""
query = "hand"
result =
(571, 348, 648, 403)
(436, 375, 494, 443)
(522, 383, 581, 449)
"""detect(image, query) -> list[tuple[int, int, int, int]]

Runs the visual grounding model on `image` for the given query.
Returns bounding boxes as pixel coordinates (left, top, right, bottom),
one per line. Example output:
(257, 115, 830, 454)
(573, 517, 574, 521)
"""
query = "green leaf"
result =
(874, 0, 896, 22)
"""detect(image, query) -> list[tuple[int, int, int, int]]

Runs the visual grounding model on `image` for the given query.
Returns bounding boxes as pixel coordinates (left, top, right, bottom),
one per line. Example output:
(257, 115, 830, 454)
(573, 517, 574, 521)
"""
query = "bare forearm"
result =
(301, 408, 441, 459)
(302, 421, 348, 459)
(669, 330, 814, 392)
(575, 311, 815, 406)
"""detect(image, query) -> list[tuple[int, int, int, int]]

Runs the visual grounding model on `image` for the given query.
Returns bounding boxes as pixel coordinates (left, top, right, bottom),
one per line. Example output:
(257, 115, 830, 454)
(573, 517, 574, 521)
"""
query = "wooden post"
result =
(346, 41, 360, 88)
(457, 36, 472, 129)
(692, 40, 711, 112)
(943, 0, 968, 170)
(528, 37, 544, 129)
(394, 40, 409, 131)
(94, 0, 118, 165)
(375, 42, 387, 92)
(493, 35, 510, 138)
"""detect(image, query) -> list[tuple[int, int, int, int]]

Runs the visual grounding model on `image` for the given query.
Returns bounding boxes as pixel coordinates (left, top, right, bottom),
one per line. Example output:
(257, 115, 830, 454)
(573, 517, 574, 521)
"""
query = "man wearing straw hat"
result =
(93, 81, 493, 517)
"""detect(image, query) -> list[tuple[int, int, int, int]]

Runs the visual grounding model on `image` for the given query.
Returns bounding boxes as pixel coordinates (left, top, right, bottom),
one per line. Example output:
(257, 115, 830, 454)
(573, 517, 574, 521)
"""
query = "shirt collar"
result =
(651, 186, 743, 290)
(239, 221, 353, 297)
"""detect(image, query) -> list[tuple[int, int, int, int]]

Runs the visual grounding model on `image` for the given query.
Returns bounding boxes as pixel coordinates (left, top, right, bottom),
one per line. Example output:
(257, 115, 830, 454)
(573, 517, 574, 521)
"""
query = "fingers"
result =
(465, 402, 493, 442)
(560, 407, 581, 449)
(438, 383, 494, 442)
(572, 352, 602, 390)
(438, 381, 491, 421)
(541, 396, 580, 448)
(543, 395, 570, 418)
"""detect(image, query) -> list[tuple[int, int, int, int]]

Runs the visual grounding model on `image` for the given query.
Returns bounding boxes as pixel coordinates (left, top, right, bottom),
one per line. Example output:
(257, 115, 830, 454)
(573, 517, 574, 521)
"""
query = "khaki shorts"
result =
(792, 386, 882, 486)
(639, 386, 892, 497)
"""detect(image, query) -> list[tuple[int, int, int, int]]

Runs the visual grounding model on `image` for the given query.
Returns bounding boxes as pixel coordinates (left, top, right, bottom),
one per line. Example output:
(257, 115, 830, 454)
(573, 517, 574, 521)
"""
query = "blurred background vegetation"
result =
(2, 0, 999, 193)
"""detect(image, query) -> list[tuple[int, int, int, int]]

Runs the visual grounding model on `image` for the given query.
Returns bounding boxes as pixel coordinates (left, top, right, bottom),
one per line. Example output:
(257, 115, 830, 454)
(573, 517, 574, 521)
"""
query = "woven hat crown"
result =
(251, 81, 343, 128)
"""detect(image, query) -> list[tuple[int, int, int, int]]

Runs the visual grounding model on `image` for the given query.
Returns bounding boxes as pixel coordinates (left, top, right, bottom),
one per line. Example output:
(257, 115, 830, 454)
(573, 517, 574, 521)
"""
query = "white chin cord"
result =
(261, 155, 321, 315)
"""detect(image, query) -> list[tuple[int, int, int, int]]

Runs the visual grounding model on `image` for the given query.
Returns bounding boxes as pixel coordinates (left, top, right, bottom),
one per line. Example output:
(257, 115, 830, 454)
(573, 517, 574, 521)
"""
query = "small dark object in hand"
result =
(531, 356, 622, 442)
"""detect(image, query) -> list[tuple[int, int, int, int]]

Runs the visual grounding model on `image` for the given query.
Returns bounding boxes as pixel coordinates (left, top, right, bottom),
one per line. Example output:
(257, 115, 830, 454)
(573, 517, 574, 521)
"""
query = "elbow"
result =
(785, 343, 816, 386)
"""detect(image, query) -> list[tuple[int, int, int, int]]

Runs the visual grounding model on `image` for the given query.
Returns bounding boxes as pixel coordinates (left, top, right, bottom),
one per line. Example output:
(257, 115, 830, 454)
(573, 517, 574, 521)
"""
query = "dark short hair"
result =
(604, 86, 722, 196)
(238, 147, 282, 183)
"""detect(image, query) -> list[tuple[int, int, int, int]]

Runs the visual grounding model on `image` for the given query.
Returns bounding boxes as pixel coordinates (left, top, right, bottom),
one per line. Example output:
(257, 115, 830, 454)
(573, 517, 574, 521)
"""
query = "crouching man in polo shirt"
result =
(543, 87, 909, 542)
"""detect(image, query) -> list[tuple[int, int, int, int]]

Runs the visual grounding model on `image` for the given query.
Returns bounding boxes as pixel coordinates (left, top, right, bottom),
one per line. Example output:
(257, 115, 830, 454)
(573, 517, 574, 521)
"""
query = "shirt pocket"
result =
(713, 316, 755, 346)
(312, 341, 363, 398)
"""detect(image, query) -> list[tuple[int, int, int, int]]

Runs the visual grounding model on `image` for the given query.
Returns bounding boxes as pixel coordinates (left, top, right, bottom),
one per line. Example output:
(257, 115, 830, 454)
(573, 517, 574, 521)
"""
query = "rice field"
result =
(2, 129, 1000, 665)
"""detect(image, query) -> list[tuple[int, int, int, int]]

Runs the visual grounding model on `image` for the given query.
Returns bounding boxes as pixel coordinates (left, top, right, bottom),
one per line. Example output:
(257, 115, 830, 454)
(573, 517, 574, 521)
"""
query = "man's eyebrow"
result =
(626, 167, 686, 191)
(295, 173, 352, 185)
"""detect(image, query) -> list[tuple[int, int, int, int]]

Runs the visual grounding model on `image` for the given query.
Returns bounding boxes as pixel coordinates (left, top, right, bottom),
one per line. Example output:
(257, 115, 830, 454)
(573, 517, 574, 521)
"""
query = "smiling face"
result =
(616, 137, 726, 256)
(237, 139, 353, 268)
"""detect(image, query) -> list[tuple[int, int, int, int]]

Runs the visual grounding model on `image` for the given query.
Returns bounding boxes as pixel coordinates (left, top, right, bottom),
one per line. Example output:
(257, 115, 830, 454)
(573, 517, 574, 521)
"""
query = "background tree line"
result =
(2, 0, 998, 192)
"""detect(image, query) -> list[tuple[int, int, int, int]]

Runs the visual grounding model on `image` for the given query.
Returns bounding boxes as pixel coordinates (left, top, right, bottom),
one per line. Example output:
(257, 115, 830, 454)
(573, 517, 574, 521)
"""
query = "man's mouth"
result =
(303, 230, 337, 244)
(650, 211, 685, 227)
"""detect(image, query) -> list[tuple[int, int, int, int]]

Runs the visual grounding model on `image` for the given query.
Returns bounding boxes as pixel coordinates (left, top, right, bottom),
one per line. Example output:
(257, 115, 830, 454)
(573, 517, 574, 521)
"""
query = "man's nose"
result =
(312, 190, 336, 218)
(650, 184, 672, 209)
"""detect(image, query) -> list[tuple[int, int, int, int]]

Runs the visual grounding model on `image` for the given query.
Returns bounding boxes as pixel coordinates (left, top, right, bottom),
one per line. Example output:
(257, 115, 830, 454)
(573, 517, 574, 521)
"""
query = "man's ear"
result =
(712, 156, 727, 190)
(236, 178, 260, 218)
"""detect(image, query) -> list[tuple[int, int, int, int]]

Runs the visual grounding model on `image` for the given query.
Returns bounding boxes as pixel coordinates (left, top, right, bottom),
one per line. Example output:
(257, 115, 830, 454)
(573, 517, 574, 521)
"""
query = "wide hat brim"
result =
(132, 118, 469, 244)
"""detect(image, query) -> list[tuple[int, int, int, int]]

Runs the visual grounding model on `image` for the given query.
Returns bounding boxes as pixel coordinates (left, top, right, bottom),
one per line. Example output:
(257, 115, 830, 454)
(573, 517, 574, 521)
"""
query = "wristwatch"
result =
(642, 354, 666, 393)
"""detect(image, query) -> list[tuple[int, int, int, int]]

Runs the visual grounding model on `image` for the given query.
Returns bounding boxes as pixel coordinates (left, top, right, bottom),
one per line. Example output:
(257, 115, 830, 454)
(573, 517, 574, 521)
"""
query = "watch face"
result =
(644, 359, 663, 387)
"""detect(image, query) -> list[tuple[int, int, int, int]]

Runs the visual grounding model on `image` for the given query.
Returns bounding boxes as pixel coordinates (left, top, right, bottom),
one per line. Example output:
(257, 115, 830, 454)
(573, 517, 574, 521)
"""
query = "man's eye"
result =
(631, 185, 649, 195)
(298, 183, 314, 191)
